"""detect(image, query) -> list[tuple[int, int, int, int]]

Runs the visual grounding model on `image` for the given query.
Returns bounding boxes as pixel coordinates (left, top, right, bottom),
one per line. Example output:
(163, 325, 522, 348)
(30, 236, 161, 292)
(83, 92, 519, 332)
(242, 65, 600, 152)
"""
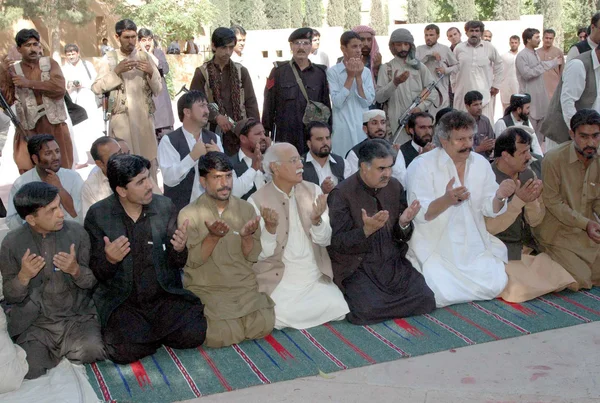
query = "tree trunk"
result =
(406, 0, 428, 23)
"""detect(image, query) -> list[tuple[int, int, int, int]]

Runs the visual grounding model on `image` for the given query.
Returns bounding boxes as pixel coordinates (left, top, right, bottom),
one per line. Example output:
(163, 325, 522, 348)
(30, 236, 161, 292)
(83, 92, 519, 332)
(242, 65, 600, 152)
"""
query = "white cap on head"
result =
(363, 109, 386, 123)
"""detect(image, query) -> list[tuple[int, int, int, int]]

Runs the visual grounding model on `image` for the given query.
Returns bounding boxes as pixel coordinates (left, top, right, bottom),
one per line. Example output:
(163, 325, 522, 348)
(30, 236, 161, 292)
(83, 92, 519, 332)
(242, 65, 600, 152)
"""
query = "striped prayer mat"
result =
(86, 287, 600, 402)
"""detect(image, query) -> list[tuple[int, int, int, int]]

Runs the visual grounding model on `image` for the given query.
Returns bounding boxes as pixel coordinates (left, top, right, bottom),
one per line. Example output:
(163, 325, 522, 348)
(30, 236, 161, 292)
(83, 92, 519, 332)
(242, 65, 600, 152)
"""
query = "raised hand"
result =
(215, 115, 234, 133)
(240, 216, 260, 238)
(260, 206, 279, 234)
(43, 169, 63, 188)
(393, 70, 410, 86)
(171, 219, 189, 252)
(114, 59, 138, 75)
(400, 200, 421, 227)
(496, 178, 518, 200)
(136, 60, 153, 75)
(11, 75, 30, 88)
(310, 194, 328, 224)
(475, 138, 495, 153)
(205, 139, 221, 153)
(362, 208, 389, 237)
(103, 235, 130, 264)
(251, 145, 263, 171)
(19, 248, 45, 283)
(189, 140, 207, 161)
(321, 177, 335, 194)
(53, 243, 79, 276)
(422, 142, 436, 153)
(205, 219, 230, 238)
(444, 177, 470, 205)
(514, 178, 543, 203)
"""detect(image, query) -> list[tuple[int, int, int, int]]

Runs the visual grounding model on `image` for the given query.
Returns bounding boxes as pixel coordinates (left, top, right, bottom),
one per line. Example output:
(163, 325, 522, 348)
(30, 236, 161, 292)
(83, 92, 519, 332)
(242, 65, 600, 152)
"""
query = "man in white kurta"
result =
(415, 24, 458, 115)
(376, 29, 439, 145)
(91, 19, 162, 180)
(62, 44, 104, 164)
(249, 143, 349, 329)
(327, 31, 375, 157)
(453, 21, 503, 122)
(499, 36, 520, 110)
(406, 111, 516, 307)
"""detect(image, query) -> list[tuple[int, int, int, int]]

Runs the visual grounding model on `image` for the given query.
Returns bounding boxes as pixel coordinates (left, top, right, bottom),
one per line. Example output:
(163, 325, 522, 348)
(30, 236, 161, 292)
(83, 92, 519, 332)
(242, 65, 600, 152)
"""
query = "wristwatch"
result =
(496, 196, 507, 203)
(313, 217, 323, 226)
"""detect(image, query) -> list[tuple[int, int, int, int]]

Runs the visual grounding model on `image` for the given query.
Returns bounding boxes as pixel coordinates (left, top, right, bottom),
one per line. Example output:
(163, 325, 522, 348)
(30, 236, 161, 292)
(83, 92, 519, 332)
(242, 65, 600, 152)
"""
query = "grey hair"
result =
(433, 110, 476, 147)
(262, 142, 292, 179)
(358, 139, 396, 167)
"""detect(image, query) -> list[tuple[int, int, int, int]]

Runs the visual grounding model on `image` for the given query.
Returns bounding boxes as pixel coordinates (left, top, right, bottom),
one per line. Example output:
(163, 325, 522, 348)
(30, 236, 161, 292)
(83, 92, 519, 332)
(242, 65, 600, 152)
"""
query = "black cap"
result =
(288, 28, 313, 42)
(510, 93, 531, 108)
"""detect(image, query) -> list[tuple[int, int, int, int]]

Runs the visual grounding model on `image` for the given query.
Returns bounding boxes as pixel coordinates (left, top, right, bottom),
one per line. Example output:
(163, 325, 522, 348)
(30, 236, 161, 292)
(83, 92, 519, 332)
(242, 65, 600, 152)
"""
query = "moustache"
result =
(459, 148, 471, 153)
(217, 187, 232, 192)
(296, 168, 304, 174)
(398, 51, 409, 57)
(584, 146, 597, 153)
(380, 176, 390, 182)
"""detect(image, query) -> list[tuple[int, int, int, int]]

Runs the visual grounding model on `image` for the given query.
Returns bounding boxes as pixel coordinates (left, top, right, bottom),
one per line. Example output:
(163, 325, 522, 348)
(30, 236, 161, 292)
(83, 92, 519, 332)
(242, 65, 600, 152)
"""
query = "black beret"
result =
(288, 27, 313, 42)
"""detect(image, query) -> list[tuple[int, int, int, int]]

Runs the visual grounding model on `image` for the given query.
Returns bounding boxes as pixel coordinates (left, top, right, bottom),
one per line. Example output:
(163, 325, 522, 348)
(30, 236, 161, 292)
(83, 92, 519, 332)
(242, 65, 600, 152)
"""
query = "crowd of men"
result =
(0, 13, 599, 388)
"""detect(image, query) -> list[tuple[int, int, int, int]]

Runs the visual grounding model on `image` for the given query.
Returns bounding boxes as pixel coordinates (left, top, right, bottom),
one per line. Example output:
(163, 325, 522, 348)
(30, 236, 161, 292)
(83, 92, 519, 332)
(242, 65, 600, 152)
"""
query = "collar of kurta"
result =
(291, 59, 314, 72)
(466, 41, 484, 48)
(26, 223, 59, 240)
(306, 151, 337, 165)
(437, 146, 474, 169)
(272, 181, 295, 198)
(109, 194, 156, 217)
(355, 171, 382, 197)
(196, 192, 234, 215)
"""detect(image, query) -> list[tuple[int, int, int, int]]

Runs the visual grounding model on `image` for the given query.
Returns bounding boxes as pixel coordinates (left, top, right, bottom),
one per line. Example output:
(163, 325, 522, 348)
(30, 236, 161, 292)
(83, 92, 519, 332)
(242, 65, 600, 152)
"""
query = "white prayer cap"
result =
(363, 109, 386, 123)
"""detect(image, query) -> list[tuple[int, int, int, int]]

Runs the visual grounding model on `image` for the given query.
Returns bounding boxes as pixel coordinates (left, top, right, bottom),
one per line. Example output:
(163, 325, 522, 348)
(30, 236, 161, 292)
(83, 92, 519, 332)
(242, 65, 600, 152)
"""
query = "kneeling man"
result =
(249, 143, 349, 329)
(179, 152, 275, 347)
(406, 111, 516, 307)
(327, 139, 435, 324)
(85, 154, 206, 364)
(1, 182, 104, 378)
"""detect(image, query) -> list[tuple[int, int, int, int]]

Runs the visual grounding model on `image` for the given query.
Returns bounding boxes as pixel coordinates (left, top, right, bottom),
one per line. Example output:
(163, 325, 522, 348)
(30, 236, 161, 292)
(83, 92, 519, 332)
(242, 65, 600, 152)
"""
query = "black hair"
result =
(198, 151, 233, 177)
(435, 107, 454, 126)
(212, 27, 237, 48)
(231, 25, 247, 36)
(509, 35, 520, 41)
(16, 29, 40, 47)
(358, 139, 395, 166)
(543, 29, 556, 37)
(425, 24, 440, 35)
(340, 31, 361, 47)
(592, 12, 600, 27)
(433, 110, 476, 147)
(27, 134, 56, 164)
(239, 118, 262, 137)
(464, 21, 485, 32)
(493, 127, 532, 158)
(504, 94, 531, 117)
(578, 27, 588, 36)
(14, 182, 60, 220)
(115, 19, 137, 37)
(570, 109, 600, 133)
(64, 43, 79, 53)
(137, 28, 153, 39)
(312, 29, 321, 37)
(107, 154, 151, 193)
(304, 121, 331, 143)
(464, 90, 483, 106)
(177, 90, 208, 122)
(91, 137, 119, 162)
(522, 28, 540, 46)
(407, 112, 434, 130)
(447, 27, 460, 35)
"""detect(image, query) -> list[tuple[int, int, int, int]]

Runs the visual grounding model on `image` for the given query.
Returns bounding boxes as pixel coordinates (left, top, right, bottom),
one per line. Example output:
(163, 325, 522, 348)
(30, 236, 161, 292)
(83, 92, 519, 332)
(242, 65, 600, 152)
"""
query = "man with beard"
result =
(446, 27, 462, 108)
(302, 121, 350, 194)
(464, 91, 495, 159)
(263, 28, 331, 155)
(0, 29, 74, 173)
(190, 27, 259, 155)
(533, 109, 600, 290)
(229, 118, 269, 200)
(179, 152, 275, 347)
(515, 28, 562, 142)
(494, 93, 543, 156)
(7, 135, 83, 230)
(406, 111, 516, 307)
(453, 21, 503, 122)
(537, 29, 564, 99)
(308, 29, 330, 68)
(401, 112, 435, 167)
(485, 128, 575, 302)
(328, 31, 375, 156)
(375, 28, 439, 145)
(352, 25, 382, 86)
(483, 30, 493, 42)
(416, 24, 458, 115)
(500, 36, 520, 110)
(85, 154, 206, 363)
(249, 143, 349, 330)
(92, 19, 162, 182)
(327, 139, 436, 324)
(62, 43, 102, 165)
(230, 25, 246, 63)
(345, 109, 407, 186)
(159, 90, 261, 212)
(138, 28, 175, 141)
(1, 181, 105, 379)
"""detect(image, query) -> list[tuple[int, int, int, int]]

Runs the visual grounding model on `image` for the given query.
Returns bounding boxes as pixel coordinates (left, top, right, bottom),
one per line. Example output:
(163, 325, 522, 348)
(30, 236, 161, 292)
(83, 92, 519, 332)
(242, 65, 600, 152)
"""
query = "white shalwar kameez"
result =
(251, 187, 349, 329)
(406, 148, 508, 307)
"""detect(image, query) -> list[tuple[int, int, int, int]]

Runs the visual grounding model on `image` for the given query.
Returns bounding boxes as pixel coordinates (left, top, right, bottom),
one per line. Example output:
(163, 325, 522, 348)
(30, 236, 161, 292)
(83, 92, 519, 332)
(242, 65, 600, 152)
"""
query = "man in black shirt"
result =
(84, 154, 206, 364)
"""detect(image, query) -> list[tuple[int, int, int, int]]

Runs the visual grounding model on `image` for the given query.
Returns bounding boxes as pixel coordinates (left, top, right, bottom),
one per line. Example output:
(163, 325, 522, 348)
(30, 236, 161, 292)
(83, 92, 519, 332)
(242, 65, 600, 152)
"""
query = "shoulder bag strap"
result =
(289, 61, 309, 102)
(81, 60, 92, 80)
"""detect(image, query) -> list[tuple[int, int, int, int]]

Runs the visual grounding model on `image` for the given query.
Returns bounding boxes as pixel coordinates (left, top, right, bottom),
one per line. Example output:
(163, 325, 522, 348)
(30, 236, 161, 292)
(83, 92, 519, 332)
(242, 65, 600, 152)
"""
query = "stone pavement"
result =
(181, 322, 600, 403)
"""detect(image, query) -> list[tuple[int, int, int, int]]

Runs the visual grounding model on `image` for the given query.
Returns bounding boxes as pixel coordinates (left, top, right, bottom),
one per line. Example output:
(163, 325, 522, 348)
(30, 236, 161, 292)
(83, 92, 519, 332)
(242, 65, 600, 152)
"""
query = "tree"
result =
(493, 0, 521, 20)
(0, 5, 22, 32)
(406, 0, 428, 23)
(230, 0, 267, 30)
(210, 0, 231, 28)
(290, 0, 304, 28)
(263, 0, 291, 29)
(115, 0, 214, 44)
(370, 0, 386, 35)
(6, 0, 95, 59)
(344, 0, 361, 29)
(448, 0, 476, 21)
(539, 0, 563, 47)
(327, 0, 345, 27)
(561, 0, 595, 50)
(304, 0, 324, 27)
